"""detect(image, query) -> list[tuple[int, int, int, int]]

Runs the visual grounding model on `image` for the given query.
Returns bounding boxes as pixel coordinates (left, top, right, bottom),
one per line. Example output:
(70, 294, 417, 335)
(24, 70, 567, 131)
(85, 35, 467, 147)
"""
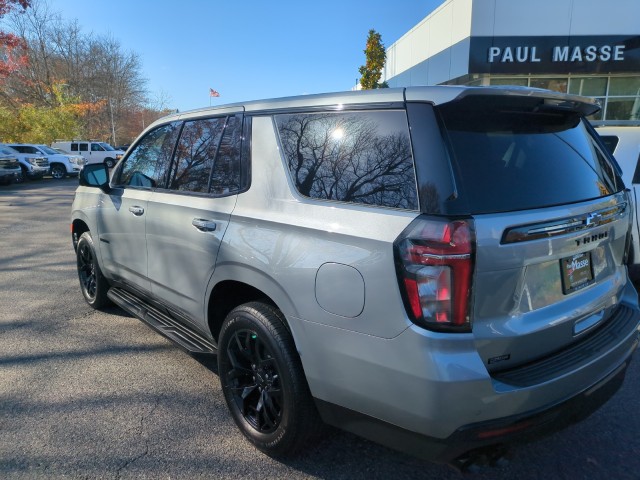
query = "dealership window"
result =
(490, 77, 528, 87)
(606, 97, 640, 121)
(529, 78, 568, 93)
(605, 77, 640, 121)
(609, 77, 640, 96)
(487, 75, 640, 121)
(568, 77, 607, 97)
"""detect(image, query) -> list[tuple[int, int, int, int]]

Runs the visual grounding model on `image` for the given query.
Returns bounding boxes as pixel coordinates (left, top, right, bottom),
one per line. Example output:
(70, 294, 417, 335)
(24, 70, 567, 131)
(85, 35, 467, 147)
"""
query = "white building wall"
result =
(384, 0, 640, 86)
(472, 0, 640, 37)
(383, 0, 473, 86)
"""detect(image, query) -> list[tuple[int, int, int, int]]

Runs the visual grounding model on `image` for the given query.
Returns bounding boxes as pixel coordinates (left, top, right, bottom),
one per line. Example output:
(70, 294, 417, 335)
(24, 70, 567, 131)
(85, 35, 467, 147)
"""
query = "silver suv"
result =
(71, 87, 640, 465)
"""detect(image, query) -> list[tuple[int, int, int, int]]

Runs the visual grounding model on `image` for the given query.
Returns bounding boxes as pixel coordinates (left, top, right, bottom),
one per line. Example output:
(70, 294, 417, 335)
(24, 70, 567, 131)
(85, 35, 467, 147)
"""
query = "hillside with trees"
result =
(0, 0, 172, 145)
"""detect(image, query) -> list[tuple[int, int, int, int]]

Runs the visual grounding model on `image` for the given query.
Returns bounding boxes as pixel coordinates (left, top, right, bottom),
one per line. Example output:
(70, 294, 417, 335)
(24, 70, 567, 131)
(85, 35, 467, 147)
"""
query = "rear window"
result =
(437, 97, 622, 214)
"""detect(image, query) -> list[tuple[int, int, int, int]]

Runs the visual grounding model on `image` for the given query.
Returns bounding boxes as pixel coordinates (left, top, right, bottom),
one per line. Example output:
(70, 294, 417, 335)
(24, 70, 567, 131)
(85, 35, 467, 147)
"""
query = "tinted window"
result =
(276, 110, 417, 210)
(118, 122, 181, 188)
(437, 97, 622, 214)
(170, 117, 226, 193)
(169, 115, 243, 195)
(599, 135, 619, 155)
(79, 144, 88, 152)
(71, 143, 78, 152)
(211, 115, 242, 194)
(91, 143, 104, 152)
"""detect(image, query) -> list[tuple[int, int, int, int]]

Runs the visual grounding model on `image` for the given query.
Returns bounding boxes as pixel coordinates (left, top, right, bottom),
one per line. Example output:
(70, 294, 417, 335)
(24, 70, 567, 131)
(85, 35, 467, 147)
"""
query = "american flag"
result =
(209, 88, 220, 97)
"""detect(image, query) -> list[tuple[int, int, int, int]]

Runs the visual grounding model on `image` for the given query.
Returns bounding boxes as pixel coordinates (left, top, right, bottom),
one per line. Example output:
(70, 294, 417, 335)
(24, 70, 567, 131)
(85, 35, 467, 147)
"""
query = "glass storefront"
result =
(480, 75, 640, 121)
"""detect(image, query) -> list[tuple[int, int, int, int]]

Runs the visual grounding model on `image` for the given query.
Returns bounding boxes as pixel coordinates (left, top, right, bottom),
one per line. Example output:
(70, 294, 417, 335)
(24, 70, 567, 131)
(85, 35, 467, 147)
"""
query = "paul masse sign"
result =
(469, 36, 640, 74)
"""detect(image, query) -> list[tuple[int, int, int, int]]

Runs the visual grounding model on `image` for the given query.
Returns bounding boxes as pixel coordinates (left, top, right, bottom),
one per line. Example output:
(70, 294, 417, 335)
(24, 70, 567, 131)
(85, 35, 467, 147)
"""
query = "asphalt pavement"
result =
(1, 178, 639, 479)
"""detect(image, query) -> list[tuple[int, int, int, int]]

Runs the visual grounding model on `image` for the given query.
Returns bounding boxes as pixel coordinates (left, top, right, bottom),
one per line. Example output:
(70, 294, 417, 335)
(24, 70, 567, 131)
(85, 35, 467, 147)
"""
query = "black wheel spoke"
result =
(223, 327, 284, 434)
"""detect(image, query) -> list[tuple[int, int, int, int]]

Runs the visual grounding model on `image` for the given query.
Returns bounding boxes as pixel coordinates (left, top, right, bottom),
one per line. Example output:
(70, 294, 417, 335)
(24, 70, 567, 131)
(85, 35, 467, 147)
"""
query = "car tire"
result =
(218, 301, 324, 457)
(50, 164, 67, 179)
(18, 166, 30, 182)
(76, 232, 111, 309)
(104, 158, 115, 168)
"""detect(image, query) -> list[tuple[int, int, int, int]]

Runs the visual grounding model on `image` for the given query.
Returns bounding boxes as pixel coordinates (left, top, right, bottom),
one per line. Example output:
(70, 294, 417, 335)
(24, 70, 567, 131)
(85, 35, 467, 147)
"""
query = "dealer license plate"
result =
(561, 251, 594, 294)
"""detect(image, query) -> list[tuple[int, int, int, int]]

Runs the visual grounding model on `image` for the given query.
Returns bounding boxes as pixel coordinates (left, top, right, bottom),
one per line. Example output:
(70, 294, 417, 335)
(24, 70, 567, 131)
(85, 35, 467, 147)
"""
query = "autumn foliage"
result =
(0, 0, 170, 145)
(0, 0, 29, 77)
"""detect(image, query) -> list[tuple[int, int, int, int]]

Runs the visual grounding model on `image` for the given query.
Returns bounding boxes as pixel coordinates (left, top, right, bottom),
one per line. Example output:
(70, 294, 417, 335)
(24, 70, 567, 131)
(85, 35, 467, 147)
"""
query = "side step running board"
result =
(107, 287, 217, 355)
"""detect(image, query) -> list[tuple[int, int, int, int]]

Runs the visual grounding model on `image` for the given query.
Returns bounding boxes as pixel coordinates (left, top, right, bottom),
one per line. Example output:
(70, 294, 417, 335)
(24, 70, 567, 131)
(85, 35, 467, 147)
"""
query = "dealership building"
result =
(383, 0, 640, 121)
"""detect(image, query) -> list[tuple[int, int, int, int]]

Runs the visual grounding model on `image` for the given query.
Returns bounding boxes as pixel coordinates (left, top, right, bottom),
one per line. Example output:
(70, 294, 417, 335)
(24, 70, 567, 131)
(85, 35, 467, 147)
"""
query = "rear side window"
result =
(275, 110, 418, 210)
(169, 114, 243, 195)
(170, 117, 226, 193)
(79, 143, 88, 152)
(437, 97, 622, 214)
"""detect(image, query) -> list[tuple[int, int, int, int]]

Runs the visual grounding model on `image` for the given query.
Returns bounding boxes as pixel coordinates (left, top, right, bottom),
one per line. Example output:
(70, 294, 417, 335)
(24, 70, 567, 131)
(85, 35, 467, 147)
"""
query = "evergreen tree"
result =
(358, 29, 387, 90)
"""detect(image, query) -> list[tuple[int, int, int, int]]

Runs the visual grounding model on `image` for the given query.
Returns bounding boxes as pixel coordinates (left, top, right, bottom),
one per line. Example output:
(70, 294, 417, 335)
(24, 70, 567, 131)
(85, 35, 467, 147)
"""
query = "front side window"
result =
(91, 143, 105, 152)
(275, 110, 418, 210)
(118, 122, 181, 188)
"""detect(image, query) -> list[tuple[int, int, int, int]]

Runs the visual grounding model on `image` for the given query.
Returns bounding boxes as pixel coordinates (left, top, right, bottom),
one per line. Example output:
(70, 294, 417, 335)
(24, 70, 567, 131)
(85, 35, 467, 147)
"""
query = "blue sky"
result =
(51, 0, 442, 111)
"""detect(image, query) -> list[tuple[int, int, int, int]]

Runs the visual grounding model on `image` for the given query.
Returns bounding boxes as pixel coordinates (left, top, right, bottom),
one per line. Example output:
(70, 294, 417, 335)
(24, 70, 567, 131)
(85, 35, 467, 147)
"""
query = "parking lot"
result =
(1, 178, 639, 479)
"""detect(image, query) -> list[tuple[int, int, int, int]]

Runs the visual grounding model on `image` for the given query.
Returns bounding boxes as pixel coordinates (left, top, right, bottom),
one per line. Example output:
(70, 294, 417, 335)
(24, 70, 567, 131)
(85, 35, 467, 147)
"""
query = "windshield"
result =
(38, 145, 59, 155)
(99, 142, 115, 151)
(437, 97, 621, 214)
(0, 146, 18, 155)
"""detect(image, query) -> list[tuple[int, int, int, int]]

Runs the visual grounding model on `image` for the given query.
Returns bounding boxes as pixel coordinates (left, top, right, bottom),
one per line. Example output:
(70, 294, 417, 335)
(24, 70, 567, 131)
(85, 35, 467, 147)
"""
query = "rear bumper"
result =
(315, 351, 633, 463)
(297, 298, 640, 463)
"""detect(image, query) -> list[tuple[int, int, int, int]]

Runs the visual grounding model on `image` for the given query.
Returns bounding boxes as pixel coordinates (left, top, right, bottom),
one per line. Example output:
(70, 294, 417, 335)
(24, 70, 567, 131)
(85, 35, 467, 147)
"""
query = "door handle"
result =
(128, 206, 144, 216)
(192, 218, 217, 232)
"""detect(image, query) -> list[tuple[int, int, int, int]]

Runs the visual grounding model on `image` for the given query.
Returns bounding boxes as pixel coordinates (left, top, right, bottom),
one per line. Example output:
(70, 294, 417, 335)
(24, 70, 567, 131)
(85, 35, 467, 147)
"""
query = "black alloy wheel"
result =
(226, 328, 283, 433)
(218, 302, 323, 456)
(76, 232, 110, 309)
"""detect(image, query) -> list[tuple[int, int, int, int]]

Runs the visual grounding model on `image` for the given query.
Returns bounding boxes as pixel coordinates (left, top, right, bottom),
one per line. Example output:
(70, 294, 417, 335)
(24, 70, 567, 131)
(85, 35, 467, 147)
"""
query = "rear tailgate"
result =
(432, 90, 638, 372)
(471, 193, 630, 371)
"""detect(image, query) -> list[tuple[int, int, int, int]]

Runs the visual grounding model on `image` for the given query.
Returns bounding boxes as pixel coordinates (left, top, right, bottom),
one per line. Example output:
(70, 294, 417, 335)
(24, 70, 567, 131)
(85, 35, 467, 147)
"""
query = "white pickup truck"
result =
(8, 144, 83, 179)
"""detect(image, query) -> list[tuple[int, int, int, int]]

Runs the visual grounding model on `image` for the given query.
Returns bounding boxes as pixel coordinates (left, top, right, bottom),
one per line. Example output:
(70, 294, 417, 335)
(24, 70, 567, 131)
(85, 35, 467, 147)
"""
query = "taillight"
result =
(394, 216, 475, 332)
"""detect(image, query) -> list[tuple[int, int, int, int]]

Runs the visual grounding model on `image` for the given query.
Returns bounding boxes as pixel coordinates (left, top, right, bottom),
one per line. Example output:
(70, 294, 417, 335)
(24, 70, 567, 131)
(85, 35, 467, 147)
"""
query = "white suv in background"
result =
(8, 144, 83, 179)
(0, 143, 49, 182)
(594, 124, 640, 278)
(51, 140, 125, 168)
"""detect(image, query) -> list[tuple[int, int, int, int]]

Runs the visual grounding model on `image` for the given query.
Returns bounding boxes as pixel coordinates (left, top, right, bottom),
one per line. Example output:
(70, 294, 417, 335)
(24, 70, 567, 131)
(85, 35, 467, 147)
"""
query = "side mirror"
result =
(79, 163, 111, 193)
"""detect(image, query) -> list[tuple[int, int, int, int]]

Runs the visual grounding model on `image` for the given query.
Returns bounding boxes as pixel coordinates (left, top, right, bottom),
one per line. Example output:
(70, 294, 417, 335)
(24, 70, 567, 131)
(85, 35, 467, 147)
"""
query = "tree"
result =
(358, 29, 388, 90)
(0, 0, 162, 144)
(0, 0, 30, 78)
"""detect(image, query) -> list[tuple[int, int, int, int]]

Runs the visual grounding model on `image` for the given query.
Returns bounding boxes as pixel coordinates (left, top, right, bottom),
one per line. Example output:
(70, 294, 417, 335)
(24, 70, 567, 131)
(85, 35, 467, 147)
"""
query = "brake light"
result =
(394, 216, 475, 332)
